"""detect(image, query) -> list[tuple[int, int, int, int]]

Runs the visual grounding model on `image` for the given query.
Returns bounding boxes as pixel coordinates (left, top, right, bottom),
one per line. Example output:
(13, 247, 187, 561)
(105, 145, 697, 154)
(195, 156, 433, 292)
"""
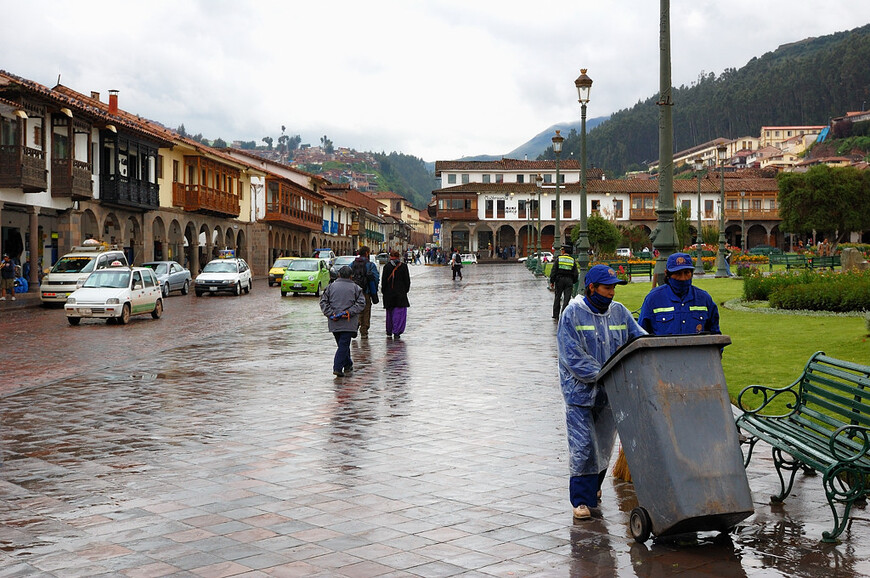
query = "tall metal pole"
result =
(715, 145, 730, 277)
(573, 70, 593, 284)
(553, 131, 564, 251)
(741, 191, 746, 253)
(650, 0, 678, 288)
(694, 159, 705, 275)
(535, 174, 544, 276)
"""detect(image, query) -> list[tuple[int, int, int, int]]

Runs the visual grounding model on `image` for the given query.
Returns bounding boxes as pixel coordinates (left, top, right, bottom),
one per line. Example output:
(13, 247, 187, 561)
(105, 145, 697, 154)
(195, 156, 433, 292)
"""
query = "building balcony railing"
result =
(100, 176, 159, 210)
(437, 209, 478, 221)
(262, 201, 321, 231)
(0, 145, 47, 192)
(172, 182, 240, 217)
(725, 207, 780, 221)
(630, 208, 658, 220)
(51, 158, 93, 200)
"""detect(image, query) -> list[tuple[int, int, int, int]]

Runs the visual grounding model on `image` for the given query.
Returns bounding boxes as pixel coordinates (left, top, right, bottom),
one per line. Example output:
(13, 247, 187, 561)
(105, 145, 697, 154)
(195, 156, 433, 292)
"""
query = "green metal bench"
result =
(808, 255, 841, 269)
(607, 261, 653, 281)
(736, 353, 870, 542)
(768, 253, 807, 271)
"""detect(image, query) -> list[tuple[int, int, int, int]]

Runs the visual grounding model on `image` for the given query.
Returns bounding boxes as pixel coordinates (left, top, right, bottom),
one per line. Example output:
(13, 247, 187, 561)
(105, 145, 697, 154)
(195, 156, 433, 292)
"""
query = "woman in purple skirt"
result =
(381, 249, 411, 338)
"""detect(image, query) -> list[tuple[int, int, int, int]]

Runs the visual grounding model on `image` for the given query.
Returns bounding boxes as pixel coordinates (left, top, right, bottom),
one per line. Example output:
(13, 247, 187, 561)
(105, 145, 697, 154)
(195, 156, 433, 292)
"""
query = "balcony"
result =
(630, 208, 657, 220)
(0, 145, 47, 192)
(100, 176, 159, 210)
(725, 207, 780, 221)
(437, 209, 478, 221)
(262, 201, 320, 231)
(51, 158, 93, 200)
(172, 182, 240, 217)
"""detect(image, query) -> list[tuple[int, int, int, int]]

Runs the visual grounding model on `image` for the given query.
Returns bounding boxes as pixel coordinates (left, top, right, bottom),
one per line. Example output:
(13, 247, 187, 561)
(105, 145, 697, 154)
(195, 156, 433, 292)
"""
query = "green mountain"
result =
(547, 23, 870, 176)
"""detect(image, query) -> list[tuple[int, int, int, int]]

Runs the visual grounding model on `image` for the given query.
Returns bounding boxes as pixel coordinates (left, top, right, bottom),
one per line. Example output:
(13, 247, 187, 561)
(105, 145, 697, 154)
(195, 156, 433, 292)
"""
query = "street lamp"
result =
(552, 130, 564, 251)
(740, 191, 746, 253)
(574, 69, 593, 283)
(535, 174, 544, 276)
(693, 157, 705, 276)
(715, 144, 730, 277)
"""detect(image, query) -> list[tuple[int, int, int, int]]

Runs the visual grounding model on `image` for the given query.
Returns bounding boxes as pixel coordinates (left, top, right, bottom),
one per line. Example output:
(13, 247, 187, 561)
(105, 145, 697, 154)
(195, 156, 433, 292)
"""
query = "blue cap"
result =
(585, 264, 627, 286)
(666, 252, 695, 272)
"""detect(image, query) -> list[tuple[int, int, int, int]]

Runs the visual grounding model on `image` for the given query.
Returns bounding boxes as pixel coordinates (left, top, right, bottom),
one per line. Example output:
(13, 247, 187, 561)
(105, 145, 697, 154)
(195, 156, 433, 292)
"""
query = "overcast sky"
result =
(3, 1, 866, 161)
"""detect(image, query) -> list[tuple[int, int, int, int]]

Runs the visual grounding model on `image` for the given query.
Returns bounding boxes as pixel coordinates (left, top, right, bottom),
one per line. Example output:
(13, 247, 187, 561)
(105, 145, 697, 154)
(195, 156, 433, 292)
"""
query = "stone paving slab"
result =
(2, 265, 870, 577)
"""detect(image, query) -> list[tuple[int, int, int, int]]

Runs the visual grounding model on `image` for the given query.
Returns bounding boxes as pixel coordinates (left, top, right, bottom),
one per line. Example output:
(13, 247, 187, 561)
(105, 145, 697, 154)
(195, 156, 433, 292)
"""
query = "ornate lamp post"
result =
(552, 130, 564, 251)
(740, 191, 746, 253)
(574, 69, 593, 281)
(535, 174, 544, 276)
(693, 157, 705, 276)
(715, 144, 730, 277)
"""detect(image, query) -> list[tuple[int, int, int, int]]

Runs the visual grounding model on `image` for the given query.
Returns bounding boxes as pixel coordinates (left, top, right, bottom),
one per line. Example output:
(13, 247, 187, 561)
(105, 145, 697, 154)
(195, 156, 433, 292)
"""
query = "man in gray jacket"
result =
(320, 266, 366, 376)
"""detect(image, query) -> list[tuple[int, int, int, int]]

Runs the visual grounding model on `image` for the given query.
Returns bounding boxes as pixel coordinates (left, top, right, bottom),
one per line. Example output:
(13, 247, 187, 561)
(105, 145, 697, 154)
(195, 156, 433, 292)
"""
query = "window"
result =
(543, 174, 552, 184)
(496, 200, 505, 218)
(517, 174, 524, 184)
(447, 174, 456, 184)
(0, 117, 18, 146)
(157, 155, 164, 179)
(518, 200, 527, 219)
(591, 200, 600, 214)
(614, 200, 624, 218)
(558, 174, 565, 184)
(727, 199, 738, 210)
(769, 199, 777, 210)
(461, 174, 469, 184)
(33, 125, 42, 147)
(482, 174, 491, 184)
(495, 174, 503, 184)
(752, 200, 762, 211)
(705, 199, 714, 218)
(551, 199, 557, 215)
(173, 160, 179, 182)
(681, 200, 691, 212)
(486, 199, 494, 218)
(562, 199, 571, 219)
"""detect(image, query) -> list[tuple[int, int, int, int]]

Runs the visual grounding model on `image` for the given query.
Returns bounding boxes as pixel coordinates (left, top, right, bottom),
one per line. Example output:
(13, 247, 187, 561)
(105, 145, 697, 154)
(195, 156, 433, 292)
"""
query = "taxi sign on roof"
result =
(218, 249, 235, 259)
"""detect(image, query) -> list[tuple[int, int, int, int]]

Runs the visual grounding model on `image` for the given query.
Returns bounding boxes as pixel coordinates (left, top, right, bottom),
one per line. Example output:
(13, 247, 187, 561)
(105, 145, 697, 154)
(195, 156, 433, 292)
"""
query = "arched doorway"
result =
(152, 216, 167, 261)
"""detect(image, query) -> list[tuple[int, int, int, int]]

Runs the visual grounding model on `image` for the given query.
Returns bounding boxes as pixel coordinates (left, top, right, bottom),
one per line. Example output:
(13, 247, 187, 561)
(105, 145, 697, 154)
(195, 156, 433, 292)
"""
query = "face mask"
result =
(668, 277, 692, 297)
(585, 292, 613, 312)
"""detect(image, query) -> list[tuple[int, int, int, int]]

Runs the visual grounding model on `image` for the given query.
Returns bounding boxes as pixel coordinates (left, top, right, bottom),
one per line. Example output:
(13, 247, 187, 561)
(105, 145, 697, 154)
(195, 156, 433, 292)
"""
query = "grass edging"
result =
(723, 298, 867, 317)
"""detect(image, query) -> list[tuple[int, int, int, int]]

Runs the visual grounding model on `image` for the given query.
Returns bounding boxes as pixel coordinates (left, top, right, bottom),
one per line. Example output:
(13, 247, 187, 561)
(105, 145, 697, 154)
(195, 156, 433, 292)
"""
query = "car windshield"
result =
(333, 257, 355, 267)
(82, 270, 131, 288)
(144, 263, 168, 275)
(272, 258, 293, 268)
(51, 256, 96, 274)
(202, 261, 237, 273)
(288, 260, 319, 272)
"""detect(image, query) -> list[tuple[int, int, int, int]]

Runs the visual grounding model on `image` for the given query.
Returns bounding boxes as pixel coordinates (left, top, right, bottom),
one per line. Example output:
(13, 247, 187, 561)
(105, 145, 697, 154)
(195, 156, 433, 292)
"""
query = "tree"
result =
(176, 124, 188, 137)
(573, 213, 621, 256)
(212, 137, 227, 148)
(277, 135, 288, 153)
(321, 135, 334, 154)
(262, 136, 273, 150)
(673, 205, 693, 249)
(777, 165, 870, 247)
(619, 223, 650, 252)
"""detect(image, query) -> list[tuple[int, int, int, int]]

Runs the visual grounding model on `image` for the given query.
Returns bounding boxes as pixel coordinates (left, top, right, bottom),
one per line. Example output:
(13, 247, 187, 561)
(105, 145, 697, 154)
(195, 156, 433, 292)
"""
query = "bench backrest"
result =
(795, 353, 870, 436)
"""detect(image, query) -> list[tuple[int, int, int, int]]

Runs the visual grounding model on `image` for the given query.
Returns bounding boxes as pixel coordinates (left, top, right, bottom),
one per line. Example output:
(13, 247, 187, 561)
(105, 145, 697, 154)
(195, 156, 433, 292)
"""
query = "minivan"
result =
(40, 244, 128, 304)
(616, 248, 633, 258)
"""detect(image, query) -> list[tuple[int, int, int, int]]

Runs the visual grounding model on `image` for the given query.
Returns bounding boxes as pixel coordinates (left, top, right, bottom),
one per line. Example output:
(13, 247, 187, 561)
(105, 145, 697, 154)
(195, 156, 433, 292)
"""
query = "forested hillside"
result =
(547, 23, 870, 176)
(372, 152, 436, 209)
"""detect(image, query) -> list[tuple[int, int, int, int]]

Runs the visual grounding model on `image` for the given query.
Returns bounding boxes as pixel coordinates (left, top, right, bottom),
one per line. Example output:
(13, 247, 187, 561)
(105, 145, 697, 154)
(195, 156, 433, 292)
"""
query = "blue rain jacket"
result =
(638, 282, 720, 336)
(557, 296, 646, 476)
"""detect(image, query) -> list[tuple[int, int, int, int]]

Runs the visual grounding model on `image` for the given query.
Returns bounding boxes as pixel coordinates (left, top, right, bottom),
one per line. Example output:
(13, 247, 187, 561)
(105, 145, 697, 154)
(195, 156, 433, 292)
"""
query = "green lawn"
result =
(614, 276, 869, 405)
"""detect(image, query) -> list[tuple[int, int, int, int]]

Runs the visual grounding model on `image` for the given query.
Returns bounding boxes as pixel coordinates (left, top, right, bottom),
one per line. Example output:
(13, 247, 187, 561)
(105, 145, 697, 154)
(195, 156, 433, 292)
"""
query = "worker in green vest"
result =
(550, 244, 579, 320)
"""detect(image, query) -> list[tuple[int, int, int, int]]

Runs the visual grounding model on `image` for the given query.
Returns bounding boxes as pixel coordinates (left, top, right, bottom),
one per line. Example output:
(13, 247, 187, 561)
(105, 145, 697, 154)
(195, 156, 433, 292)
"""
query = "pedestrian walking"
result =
(320, 266, 366, 377)
(351, 246, 380, 339)
(450, 249, 463, 281)
(556, 265, 646, 520)
(549, 244, 579, 320)
(382, 249, 411, 338)
(638, 252, 720, 336)
(0, 254, 16, 301)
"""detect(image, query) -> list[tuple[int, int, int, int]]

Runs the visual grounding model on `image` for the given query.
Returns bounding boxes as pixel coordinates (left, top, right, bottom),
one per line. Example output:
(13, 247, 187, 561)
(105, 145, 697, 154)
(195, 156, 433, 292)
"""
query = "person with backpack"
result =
(351, 246, 380, 339)
(319, 266, 366, 377)
(450, 249, 463, 281)
(381, 249, 411, 338)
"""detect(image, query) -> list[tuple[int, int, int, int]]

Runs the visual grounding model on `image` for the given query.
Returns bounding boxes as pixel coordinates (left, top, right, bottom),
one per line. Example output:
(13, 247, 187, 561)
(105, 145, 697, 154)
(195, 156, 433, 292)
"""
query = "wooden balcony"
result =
(436, 209, 478, 221)
(0, 145, 47, 192)
(262, 201, 320, 231)
(51, 158, 93, 200)
(172, 182, 240, 217)
(630, 208, 657, 221)
(100, 176, 159, 210)
(725, 207, 780, 221)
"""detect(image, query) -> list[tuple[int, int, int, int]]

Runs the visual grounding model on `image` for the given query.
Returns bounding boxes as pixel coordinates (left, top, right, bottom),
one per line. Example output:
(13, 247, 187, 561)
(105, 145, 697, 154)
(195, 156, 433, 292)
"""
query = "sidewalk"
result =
(0, 289, 41, 310)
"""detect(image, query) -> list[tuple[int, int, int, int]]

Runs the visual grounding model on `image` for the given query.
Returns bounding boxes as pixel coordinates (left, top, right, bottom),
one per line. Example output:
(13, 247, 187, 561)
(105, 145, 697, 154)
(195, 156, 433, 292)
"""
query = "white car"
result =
(40, 245, 128, 304)
(195, 258, 253, 296)
(460, 253, 478, 265)
(518, 252, 554, 263)
(65, 267, 163, 326)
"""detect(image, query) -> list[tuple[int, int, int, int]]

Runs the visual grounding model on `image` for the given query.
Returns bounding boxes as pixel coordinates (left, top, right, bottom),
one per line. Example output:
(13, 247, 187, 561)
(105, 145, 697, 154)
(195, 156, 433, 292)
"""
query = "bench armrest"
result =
(830, 424, 870, 464)
(737, 381, 800, 417)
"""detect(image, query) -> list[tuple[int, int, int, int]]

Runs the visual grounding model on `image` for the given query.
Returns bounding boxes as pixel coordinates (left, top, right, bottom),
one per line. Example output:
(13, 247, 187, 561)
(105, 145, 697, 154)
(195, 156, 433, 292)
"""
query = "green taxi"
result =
(280, 258, 330, 297)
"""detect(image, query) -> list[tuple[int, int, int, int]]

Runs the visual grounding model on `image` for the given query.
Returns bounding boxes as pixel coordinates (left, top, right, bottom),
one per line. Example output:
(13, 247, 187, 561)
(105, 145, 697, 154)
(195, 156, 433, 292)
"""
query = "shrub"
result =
(766, 270, 870, 312)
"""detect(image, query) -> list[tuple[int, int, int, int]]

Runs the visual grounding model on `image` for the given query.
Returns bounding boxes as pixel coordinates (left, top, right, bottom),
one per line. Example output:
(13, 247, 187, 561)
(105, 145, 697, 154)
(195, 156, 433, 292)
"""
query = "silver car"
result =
(143, 261, 192, 297)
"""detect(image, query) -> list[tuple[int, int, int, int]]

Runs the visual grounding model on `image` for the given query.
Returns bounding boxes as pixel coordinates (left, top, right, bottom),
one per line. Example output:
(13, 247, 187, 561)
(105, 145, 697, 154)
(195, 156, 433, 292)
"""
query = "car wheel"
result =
(234, 282, 241, 296)
(314, 282, 321, 297)
(151, 298, 163, 319)
(181, 280, 189, 295)
(67, 317, 81, 326)
(162, 283, 169, 297)
(281, 290, 287, 297)
(268, 281, 274, 287)
(195, 290, 203, 297)
(118, 304, 131, 325)
(244, 279, 251, 294)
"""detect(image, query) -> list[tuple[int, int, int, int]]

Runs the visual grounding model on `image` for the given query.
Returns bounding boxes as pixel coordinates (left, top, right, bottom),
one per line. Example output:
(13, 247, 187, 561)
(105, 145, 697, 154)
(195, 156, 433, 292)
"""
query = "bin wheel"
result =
(630, 507, 652, 543)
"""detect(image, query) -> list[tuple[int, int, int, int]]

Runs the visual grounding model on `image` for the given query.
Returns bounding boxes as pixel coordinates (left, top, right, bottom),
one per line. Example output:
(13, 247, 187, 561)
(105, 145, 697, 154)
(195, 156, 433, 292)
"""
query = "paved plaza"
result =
(1, 265, 869, 577)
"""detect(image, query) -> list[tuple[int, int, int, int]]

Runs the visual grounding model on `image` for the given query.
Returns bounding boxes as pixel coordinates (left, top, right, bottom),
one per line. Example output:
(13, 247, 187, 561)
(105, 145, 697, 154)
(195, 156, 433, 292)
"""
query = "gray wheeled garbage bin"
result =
(597, 334, 753, 542)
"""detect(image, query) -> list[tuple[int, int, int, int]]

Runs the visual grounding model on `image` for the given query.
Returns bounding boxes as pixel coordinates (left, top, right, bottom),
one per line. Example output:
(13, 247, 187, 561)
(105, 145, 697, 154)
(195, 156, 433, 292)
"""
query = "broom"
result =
(611, 445, 632, 482)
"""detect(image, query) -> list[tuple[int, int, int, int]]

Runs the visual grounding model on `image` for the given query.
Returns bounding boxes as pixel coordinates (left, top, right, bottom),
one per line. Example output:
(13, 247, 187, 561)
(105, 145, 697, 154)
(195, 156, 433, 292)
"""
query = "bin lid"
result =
(597, 334, 731, 381)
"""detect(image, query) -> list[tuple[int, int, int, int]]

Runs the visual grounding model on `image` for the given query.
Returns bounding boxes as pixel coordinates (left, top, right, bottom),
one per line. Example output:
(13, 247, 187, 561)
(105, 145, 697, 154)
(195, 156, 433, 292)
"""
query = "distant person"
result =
(382, 250, 411, 338)
(549, 244, 579, 320)
(639, 253, 720, 336)
(320, 266, 366, 377)
(351, 246, 380, 339)
(451, 249, 463, 281)
(557, 265, 646, 520)
(0, 254, 16, 301)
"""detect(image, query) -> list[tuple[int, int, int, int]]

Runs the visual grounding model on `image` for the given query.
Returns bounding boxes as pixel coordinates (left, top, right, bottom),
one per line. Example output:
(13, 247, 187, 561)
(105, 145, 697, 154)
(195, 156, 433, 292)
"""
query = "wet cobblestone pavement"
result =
(2, 265, 870, 576)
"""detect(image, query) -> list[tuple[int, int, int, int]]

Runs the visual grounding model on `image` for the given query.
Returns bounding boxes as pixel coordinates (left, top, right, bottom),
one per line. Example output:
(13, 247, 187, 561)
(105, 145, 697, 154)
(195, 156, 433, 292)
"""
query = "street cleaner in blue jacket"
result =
(557, 264, 646, 519)
(638, 252, 720, 336)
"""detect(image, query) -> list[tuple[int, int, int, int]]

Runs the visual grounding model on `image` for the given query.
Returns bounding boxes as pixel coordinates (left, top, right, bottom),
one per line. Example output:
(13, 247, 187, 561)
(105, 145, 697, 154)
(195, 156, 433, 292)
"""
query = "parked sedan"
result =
(143, 260, 191, 296)
(328, 255, 357, 281)
(65, 267, 163, 325)
(195, 258, 253, 296)
(281, 258, 330, 296)
(268, 257, 296, 286)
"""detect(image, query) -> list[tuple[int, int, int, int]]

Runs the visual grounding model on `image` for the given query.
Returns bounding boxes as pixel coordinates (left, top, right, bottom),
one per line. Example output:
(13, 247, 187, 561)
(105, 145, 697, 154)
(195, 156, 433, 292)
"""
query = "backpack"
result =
(351, 258, 368, 291)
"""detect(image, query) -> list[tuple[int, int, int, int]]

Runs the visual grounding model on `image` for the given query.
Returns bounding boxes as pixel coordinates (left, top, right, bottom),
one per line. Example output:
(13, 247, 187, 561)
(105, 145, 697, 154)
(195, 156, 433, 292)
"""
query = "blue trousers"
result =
(332, 332, 354, 372)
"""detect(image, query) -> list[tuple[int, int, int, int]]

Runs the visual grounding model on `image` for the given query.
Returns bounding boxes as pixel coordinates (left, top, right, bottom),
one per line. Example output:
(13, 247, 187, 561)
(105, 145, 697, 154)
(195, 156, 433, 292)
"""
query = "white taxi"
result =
(65, 266, 163, 326)
(194, 258, 253, 296)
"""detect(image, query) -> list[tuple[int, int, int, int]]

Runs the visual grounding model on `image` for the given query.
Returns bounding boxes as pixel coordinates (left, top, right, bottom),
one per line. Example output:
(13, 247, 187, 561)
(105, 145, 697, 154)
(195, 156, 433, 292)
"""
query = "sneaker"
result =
(572, 505, 591, 520)
(10, 296, 15, 301)
(0, 297, 5, 301)
(393, 333, 401, 339)
(333, 370, 345, 377)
